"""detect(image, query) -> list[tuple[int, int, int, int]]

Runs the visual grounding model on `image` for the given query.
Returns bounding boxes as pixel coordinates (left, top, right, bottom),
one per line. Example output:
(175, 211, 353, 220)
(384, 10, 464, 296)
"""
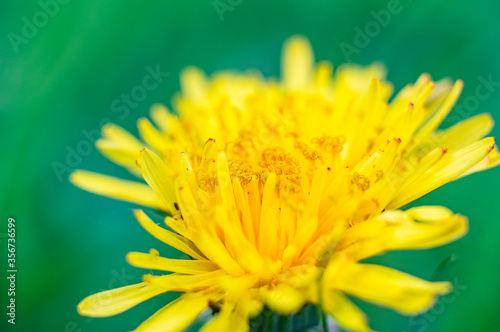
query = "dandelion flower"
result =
(72, 36, 499, 332)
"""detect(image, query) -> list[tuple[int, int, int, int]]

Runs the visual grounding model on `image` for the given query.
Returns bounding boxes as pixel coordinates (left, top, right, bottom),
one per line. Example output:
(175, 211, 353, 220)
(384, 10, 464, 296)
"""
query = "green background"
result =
(1, 0, 500, 331)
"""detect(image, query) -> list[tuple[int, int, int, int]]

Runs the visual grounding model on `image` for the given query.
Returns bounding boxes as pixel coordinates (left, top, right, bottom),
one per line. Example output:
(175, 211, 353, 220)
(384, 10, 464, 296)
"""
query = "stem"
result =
(320, 311, 329, 332)
(279, 315, 289, 332)
(317, 266, 330, 332)
(263, 310, 274, 332)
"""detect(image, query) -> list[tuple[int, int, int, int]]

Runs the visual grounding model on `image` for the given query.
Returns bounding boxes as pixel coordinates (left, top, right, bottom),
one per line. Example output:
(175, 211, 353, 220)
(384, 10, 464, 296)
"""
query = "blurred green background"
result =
(1, 0, 500, 331)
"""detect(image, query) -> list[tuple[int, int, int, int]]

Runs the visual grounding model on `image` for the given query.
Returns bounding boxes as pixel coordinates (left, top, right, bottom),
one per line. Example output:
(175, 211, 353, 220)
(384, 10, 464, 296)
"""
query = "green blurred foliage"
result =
(1, 0, 499, 331)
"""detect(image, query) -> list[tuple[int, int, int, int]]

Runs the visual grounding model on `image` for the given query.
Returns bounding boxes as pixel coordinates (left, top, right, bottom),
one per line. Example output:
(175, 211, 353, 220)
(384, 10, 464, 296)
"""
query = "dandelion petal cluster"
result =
(72, 36, 499, 332)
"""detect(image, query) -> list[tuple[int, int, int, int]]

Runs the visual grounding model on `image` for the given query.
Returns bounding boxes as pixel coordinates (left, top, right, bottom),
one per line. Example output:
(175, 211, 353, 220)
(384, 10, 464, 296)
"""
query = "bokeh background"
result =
(1, 0, 500, 331)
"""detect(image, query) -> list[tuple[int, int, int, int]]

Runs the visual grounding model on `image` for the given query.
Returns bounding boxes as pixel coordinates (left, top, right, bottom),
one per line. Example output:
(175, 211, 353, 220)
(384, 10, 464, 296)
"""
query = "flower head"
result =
(72, 36, 499, 332)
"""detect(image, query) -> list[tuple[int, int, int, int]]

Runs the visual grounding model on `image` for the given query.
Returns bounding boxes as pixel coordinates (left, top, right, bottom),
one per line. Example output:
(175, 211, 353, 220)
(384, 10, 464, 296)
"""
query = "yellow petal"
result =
(388, 212, 467, 250)
(133, 209, 206, 260)
(173, 176, 205, 231)
(150, 104, 172, 132)
(101, 123, 144, 151)
(429, 113, 494, 151)
(212, 206, 265, 277)
(232, 177, 256, 244)
(150, 104, 190, 148)
(140, 148, 177, 213)
(135, 293, 213, 332)
(70, 170, 164, 210)
(146, 270, 226, 291)
(333, 262, 451, 315)
(217, 151, 238, 218)
(78, 282, 165, 317)
(200, 302, 249, 332)
(313, 61, 333, 89)
(194, 232, 246, 276)
(258, 172, 279, 258)
(459, 144, 500, 177)
(96, 139, 141, 173)
(137, 117, 169, 151)
(282, 35, 314, 90)
(293, 166, 327, 254)
(322, 291, 371, 332)
(180, 66, 207, 101)
(178, 152, 200, 194)
(486, 146, 500, 169)
(339, 207, 467, 259)
(127, 251, 218, 274)
(200, 138, 218, 171)
(389, 137, 495, 209)
(265, 284, 306, 315)
(414, 80, 463, 143)
(405, 205, 452, 221)
(394, 146, 447, 195)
